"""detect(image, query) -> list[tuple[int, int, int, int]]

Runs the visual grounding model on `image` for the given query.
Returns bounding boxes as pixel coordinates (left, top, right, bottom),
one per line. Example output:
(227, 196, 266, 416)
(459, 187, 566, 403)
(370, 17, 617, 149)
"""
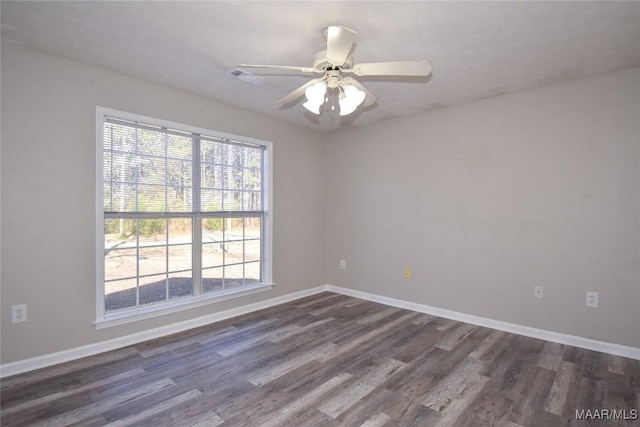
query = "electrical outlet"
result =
(404, 268, 411, 279)
(340, 259, 346, 270)
(534, 286, 543, 299)
(586, 291, 598, 308)
(12, 304, 27, 324)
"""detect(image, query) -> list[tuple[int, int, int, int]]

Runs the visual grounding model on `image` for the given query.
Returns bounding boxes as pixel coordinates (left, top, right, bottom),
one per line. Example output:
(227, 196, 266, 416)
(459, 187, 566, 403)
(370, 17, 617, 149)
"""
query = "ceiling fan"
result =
(239, 26, 432, 116)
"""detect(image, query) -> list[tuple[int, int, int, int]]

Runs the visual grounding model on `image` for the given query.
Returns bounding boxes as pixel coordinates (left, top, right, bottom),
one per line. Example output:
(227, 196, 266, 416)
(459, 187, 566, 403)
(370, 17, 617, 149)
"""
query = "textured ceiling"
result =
(2, 1, 639, 132)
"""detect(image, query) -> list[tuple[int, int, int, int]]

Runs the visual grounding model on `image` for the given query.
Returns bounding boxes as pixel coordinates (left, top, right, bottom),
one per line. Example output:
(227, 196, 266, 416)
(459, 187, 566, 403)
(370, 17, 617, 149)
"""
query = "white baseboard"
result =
(326, 285, 640, 361)
(0, 286, 326, 378)
(3, 283, 638, 378)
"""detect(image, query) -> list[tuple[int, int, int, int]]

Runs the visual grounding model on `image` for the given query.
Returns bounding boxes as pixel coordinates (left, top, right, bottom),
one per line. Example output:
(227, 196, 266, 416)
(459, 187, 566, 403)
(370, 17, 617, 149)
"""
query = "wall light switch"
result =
(340, 259, 346, 270)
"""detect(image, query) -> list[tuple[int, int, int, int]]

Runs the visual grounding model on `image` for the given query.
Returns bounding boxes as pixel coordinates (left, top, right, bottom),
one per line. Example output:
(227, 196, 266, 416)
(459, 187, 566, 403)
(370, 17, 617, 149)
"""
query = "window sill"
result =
(94, 283, 274, 329)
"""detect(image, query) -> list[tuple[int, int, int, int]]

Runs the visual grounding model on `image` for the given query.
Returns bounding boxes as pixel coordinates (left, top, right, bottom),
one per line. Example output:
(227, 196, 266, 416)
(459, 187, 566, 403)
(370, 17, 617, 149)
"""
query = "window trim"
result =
(95, 106, 273, 328)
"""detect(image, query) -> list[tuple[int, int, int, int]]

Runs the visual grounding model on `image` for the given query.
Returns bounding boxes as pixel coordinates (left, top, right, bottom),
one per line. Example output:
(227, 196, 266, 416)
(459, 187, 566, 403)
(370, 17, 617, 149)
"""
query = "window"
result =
(96, 107, 271, 326)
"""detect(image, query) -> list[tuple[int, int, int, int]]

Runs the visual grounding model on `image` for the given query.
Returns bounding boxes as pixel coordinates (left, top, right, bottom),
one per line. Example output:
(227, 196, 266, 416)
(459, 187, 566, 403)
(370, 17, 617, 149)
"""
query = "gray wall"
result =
(326, 67, 640, 348)
(1, 43, 327, 364)
(2, 42, 638, 366)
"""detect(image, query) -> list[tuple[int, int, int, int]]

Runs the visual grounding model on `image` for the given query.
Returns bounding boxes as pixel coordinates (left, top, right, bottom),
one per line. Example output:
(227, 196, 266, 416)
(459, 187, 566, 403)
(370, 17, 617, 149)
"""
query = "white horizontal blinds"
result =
(101, 110, 267, 314)
(103, 118, 193, 214)
(200, 136, 263, 213)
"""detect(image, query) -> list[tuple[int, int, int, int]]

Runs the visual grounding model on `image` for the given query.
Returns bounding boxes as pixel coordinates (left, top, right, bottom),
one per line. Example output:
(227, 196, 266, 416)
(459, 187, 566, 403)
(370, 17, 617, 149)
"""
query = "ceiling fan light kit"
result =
(303, 81, 327, 114)
(338, 85, 366, 116)
(302, 79, 365, 116)
(240, 25, 432, 118)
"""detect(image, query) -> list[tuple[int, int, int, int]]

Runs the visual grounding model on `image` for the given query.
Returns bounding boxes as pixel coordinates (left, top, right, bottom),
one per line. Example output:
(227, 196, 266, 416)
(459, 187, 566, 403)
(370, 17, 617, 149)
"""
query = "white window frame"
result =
(95, 107, 273, 328)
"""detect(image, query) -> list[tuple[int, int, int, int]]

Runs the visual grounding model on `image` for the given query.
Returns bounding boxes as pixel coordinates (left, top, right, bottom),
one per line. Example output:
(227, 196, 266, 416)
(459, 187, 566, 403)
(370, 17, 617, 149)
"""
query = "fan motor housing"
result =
(313, 50, 353, 71)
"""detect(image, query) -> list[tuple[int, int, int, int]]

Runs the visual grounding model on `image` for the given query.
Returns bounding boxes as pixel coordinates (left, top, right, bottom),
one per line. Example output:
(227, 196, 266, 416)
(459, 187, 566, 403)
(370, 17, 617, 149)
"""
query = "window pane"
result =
(105, 219, 136, 280)
(202, 217, 224, 270)
(199, 139, 262, 213)
(138, 185, 167, 212)
(168, 273, 192, 299)
(225, 218, 244, 241)
(138, 219, 167, 240)
(105, 249, 136, 281)
(139, 247, 166, 277)
(167, 134, 192, 160)
(104, 218, 119, 237)
(137, 129, 165, 157)
(245, 240, 261, 263)
(108, 184, 136, 212)
(203, 218, 224, 236)
(245, 216, 261, 264)
(224, 166, 242, 190)
(245, 261, 261, 284)
(167, 159, 192, 212)
(139, 274, 167, 305)
(225, 241, 244, 265)
(222, 191, 240, 211)
(224, 264, 244, 288)
(242, 191, 261, 211)
(137, 157, 165, 185)
(168, 218, 192, 245)
(221, 144, 233, 165)
(201, 163, 223, 190)
(202, 243, 224, 268)
(105, 278, 137, 311)
(245, 217, 261, 238)
(103, 184, 113, 211)
(103, 123, 114, 150)
(167, 245, 190, 271)
(202, 267, 223, 293)
(201, 189, 222, 211)
(167, 186, 192, 212)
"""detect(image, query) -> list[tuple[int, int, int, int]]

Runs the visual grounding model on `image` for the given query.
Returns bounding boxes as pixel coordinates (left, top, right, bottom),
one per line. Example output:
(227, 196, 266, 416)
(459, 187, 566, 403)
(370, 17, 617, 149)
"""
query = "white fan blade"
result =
(352, 60, 432, 77)
(326, 26, 356, 66)
(239, 64, 317, 73)
(278, 78, 323, 105)
(343, 77, 377, 107)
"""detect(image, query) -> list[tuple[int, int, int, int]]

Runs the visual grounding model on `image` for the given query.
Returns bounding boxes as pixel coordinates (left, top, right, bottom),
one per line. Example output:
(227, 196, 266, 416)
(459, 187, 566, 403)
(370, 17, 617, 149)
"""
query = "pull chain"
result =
(331, 88, 336, 111)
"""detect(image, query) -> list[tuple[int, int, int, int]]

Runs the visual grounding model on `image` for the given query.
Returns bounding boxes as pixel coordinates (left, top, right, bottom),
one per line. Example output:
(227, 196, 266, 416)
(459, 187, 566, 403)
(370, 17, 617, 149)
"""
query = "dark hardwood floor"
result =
(1, 292, 638, 426)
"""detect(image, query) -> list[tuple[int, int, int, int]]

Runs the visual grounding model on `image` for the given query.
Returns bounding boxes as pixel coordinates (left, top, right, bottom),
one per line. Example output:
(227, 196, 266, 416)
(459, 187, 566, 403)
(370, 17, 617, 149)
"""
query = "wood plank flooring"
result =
(1, 292, 638, 426)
